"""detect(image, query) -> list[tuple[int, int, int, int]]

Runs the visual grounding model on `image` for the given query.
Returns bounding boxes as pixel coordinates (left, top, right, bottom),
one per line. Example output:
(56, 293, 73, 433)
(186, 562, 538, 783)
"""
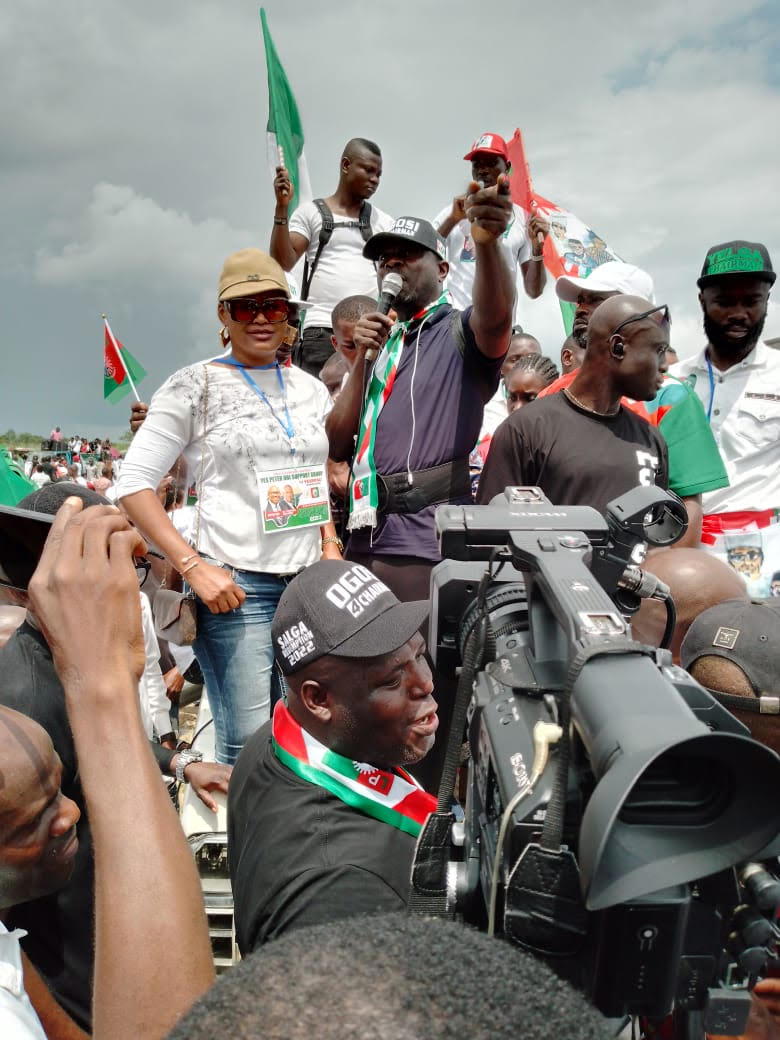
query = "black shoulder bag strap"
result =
(301, 199, 335, 301)
(357, 201, 373, 243)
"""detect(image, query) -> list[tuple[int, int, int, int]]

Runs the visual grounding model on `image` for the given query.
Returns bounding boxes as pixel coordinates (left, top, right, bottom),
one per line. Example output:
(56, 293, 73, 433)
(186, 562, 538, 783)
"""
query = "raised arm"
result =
(268, 166, 309, 272)
(466, 176, 515, 358)
(28, 501, 214, 1040)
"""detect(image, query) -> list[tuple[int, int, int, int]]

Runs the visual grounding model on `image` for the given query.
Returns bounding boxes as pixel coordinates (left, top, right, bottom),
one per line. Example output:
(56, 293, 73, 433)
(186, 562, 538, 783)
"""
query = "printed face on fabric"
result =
(328, 632, 437, 769)
(217, 289, 291, 366)
(0, 712, 80, 908)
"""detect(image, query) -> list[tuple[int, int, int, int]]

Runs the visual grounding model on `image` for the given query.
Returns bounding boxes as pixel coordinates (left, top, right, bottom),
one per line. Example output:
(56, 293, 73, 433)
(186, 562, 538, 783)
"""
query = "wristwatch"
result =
(175, 748, 203, 783)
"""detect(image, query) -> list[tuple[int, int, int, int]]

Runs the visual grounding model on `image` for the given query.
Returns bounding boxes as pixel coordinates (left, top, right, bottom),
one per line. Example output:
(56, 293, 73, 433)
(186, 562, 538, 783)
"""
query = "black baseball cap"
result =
(681, 599, 780, 710)
(271, 560, 429, 676)
(363, 216, 447, 262)
(697, 240, 776, 289)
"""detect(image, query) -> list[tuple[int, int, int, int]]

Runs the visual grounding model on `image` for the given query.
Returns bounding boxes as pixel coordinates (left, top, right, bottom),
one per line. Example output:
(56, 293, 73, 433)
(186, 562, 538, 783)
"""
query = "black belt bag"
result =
(377, 456, 471, 516)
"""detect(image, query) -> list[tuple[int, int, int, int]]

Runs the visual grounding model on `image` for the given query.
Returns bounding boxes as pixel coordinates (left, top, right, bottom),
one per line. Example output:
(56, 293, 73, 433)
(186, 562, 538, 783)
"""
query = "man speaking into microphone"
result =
(326, 178, 514, 603)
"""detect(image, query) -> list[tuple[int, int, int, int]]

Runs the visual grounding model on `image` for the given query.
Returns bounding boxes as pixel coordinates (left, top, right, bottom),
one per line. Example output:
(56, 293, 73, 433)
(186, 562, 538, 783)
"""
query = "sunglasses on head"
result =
(223, 296, 291, 324)
(611, 304, 671, 338)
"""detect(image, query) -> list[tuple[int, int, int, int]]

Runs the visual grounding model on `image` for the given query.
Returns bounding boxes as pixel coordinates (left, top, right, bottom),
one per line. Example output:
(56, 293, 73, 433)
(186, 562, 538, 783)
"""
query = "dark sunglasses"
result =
(611, 304, 671, 337)
(223, 296, 291, 324)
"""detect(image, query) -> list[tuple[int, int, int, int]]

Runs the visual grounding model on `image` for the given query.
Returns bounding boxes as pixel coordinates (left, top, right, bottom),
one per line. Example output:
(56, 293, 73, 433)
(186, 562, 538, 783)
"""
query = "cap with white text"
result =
(363, 217, 447, 262)
(271, 560, 429, 675)
(556, 261, 656, 304)
(463, 133, 510, 162)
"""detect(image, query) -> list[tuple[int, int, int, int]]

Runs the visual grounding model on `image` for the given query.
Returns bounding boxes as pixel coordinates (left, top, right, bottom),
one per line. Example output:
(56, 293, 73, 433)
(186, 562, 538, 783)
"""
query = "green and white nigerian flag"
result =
(260, 8, 311, 214)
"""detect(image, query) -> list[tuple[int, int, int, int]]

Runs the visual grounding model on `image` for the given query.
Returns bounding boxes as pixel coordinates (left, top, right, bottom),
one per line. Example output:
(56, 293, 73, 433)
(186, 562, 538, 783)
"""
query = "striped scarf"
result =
(271, 701, 436, 837)
(347, 293, 449, 531)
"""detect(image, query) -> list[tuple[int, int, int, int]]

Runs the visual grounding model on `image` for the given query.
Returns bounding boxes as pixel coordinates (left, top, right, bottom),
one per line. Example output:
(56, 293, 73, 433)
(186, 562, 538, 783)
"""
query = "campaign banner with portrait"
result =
(507, 129, 621, 333)
(701, 511, 780, 599)
(258, 464, 330, 535)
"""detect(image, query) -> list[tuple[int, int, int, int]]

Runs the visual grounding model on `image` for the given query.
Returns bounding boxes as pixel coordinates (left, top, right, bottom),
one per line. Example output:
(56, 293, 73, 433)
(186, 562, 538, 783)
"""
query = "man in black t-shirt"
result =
(228, 560, 437, 954)
(478, 296, 671, 514)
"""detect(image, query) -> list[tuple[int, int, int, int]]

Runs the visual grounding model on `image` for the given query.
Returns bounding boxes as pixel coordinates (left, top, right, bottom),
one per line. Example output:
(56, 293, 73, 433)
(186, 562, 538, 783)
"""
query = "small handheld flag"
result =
(103, 316, 146, 404)
(260, 8, 311, 213)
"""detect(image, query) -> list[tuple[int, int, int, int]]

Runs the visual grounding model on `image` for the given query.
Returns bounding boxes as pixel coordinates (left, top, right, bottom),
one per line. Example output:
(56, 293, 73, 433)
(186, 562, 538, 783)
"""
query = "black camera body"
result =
(414, 487, 780, 1031)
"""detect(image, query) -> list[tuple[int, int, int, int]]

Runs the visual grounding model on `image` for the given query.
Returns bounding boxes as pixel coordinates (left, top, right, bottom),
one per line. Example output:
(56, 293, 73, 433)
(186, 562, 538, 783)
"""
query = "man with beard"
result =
(478, 296, 671, 515)
(434, 132, 548, 310)
(671, 241, 778, 585)
(270, 138, 394, 376)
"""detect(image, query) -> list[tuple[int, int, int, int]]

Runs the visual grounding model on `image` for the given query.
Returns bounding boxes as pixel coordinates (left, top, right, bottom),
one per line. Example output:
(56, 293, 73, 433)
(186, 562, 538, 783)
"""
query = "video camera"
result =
(411, 486, 780, 1035)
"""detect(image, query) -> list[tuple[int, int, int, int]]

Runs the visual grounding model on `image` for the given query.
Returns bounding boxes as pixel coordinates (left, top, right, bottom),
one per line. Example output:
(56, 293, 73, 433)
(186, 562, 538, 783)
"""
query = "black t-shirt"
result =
(477, 391, 669, 513)
(228, 722, 419, 954)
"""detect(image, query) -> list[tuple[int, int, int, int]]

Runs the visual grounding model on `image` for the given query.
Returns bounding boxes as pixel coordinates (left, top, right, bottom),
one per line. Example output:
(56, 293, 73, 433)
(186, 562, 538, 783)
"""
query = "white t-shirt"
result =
(289, 200, 394, 328)
(116, 360, 332, 573)
(30, 471, 49, 487)
(0, 923, 46, 1039)
(139, 592, 172, 740)
(671, 342, 780, 513)
(432, 201, 532, 311)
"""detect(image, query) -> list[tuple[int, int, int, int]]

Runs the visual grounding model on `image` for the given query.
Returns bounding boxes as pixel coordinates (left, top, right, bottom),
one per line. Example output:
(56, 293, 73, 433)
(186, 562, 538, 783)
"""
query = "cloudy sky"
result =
(2, 0, 778, 439)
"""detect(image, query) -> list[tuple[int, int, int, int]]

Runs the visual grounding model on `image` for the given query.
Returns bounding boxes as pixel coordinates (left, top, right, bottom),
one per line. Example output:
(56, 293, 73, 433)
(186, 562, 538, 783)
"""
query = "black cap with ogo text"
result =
(272, 560, 429, 675)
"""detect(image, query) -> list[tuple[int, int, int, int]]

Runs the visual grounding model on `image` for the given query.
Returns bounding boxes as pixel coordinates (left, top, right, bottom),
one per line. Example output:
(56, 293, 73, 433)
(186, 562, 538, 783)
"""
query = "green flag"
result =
(104, 317, 146, 405)
(0, 450, 35, 506)
(260, 8, 311, 214)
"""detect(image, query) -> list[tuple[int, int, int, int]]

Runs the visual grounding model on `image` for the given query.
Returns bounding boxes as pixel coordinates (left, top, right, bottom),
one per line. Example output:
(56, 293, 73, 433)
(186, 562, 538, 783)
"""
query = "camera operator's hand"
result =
(353, 311, 394, 361)
(29, 499, 147, 686)
(751, 980, 780, 1038)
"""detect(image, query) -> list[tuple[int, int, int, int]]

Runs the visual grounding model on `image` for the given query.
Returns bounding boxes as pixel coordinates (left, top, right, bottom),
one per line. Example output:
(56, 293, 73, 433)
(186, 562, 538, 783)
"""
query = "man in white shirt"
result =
(671, 240, 779, 588)
(434, 132, 549, 313)
(270, 138, 394, 376)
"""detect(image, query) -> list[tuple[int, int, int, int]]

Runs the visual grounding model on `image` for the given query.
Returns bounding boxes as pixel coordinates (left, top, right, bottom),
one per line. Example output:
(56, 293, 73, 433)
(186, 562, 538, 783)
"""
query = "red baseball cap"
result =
(463, 132, 510, 162)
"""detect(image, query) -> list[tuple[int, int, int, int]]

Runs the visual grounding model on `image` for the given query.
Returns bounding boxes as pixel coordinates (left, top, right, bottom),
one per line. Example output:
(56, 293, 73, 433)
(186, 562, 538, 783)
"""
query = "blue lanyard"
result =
(212, 357, 296, 451)
(705, 352, 716, 422)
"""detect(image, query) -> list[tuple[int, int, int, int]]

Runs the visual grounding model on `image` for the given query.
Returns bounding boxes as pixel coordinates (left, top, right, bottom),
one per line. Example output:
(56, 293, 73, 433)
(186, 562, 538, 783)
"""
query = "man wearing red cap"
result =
(434, 133, 548, 310)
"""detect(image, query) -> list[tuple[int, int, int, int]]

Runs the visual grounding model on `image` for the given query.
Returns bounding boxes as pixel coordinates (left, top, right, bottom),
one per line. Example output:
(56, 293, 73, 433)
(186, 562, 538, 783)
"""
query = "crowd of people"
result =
(0, 131, 778, 1039)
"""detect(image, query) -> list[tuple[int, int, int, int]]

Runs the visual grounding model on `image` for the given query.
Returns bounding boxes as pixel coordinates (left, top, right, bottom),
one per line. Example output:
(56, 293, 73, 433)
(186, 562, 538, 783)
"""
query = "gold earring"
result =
(219, 326, 230, 347)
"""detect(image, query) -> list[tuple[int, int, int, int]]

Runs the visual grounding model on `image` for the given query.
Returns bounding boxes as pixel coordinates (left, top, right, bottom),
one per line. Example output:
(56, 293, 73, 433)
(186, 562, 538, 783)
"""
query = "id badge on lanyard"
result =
(258, 464, 330, 535)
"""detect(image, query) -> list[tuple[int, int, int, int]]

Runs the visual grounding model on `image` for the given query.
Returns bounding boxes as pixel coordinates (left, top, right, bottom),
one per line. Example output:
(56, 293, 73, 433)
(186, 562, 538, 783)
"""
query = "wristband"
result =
(528, 253, 544, 261)
(274, 217, 288, 225)
(321, 536, 344, 552)
(181, 558, 201, 576)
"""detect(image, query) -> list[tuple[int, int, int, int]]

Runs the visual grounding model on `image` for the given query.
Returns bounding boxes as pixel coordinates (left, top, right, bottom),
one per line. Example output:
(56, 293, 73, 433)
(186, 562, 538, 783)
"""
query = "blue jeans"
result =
(194, 570, 290, 765)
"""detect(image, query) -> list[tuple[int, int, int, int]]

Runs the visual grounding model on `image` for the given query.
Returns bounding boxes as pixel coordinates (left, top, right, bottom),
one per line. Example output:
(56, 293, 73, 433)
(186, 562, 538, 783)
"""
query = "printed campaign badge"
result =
(258, 464, 330, 535)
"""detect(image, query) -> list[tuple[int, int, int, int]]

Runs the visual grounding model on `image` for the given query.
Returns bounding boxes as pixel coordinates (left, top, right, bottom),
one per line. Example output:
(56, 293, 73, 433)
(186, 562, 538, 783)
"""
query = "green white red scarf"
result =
(271, 701, 436, 837)
(347, 293, 450, 531)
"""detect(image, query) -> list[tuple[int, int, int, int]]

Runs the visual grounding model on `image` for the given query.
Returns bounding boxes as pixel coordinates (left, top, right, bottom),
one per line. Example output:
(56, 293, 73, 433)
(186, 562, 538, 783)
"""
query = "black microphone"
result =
(377, 272, 403, 316)
(366, 273, 403, 360)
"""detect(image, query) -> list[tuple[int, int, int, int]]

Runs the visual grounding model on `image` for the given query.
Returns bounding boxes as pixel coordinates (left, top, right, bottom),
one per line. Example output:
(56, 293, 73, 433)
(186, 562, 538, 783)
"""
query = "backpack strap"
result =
(357, 201, 373, 243)
(301, 199, 335, 301)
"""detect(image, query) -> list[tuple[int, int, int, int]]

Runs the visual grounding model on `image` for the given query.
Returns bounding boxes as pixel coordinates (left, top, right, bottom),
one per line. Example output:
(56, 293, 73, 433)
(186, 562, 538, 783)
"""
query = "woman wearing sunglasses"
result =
(117, 249, 340, 765)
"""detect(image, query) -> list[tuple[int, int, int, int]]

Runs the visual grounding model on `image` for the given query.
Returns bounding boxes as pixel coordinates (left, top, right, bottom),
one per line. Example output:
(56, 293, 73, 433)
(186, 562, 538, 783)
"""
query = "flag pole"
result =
(102, 314, 141, 403)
